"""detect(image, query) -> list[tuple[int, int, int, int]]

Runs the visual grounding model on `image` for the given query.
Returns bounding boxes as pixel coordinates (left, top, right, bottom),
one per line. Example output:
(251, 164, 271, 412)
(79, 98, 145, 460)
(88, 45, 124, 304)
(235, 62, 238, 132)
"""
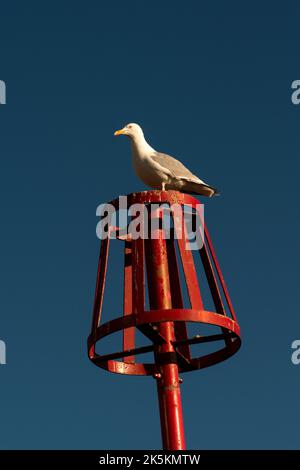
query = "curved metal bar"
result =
(88, 309, 241, 376)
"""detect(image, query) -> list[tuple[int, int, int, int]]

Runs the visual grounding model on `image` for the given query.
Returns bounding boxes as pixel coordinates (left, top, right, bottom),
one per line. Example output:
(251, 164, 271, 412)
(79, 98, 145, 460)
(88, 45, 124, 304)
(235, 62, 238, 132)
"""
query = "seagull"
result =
(114, 123, 219, 197)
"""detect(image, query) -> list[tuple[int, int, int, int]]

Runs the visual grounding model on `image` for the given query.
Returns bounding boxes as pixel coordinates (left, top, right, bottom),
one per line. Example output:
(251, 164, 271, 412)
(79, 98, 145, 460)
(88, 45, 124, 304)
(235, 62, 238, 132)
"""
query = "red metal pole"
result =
(145, 206, 186, 450)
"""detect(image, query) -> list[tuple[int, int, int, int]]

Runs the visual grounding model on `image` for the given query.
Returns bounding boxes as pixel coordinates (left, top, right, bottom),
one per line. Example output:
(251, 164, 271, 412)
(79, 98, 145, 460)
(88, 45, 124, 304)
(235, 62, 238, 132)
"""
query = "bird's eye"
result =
(128, 125, 132, 129)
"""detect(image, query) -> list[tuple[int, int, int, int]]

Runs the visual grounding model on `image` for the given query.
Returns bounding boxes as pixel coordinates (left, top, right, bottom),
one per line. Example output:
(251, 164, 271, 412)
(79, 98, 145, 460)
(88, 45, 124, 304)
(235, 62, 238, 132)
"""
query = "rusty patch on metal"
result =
(163, 384, 180, 391)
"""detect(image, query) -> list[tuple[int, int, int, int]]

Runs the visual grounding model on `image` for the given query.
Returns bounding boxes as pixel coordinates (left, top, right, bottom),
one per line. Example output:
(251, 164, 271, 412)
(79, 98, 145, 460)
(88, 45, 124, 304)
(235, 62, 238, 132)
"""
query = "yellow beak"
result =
(114, 127, 126, 136)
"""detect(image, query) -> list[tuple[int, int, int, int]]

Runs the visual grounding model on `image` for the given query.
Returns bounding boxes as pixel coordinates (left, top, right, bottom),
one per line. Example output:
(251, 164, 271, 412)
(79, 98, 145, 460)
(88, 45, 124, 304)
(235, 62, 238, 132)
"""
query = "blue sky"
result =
(0, 1, 299, 449)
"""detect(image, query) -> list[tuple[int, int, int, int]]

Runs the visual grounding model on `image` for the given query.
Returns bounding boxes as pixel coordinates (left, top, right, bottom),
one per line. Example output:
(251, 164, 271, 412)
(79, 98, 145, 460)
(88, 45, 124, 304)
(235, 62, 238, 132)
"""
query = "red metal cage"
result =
(88, 190, 241, 449)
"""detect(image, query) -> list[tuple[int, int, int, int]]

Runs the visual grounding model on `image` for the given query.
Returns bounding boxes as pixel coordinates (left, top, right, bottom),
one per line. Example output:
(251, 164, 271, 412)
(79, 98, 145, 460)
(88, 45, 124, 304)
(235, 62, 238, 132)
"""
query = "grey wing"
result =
(150, 152, 204, 182)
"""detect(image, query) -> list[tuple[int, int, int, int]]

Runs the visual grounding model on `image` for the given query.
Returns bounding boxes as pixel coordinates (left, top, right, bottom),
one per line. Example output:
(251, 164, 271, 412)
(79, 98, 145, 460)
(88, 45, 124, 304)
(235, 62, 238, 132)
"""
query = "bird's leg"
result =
(161, 182, 166, 191)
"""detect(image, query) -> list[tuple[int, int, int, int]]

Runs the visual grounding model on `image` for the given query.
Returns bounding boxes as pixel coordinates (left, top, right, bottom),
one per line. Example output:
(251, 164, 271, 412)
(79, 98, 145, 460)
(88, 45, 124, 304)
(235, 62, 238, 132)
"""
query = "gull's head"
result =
(114, 123, 144, 140)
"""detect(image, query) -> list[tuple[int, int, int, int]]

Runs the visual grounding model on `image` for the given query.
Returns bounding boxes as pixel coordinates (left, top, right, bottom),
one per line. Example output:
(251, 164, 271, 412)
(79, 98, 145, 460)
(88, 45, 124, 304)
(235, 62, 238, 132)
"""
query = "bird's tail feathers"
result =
(181, 178, 220, 198)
